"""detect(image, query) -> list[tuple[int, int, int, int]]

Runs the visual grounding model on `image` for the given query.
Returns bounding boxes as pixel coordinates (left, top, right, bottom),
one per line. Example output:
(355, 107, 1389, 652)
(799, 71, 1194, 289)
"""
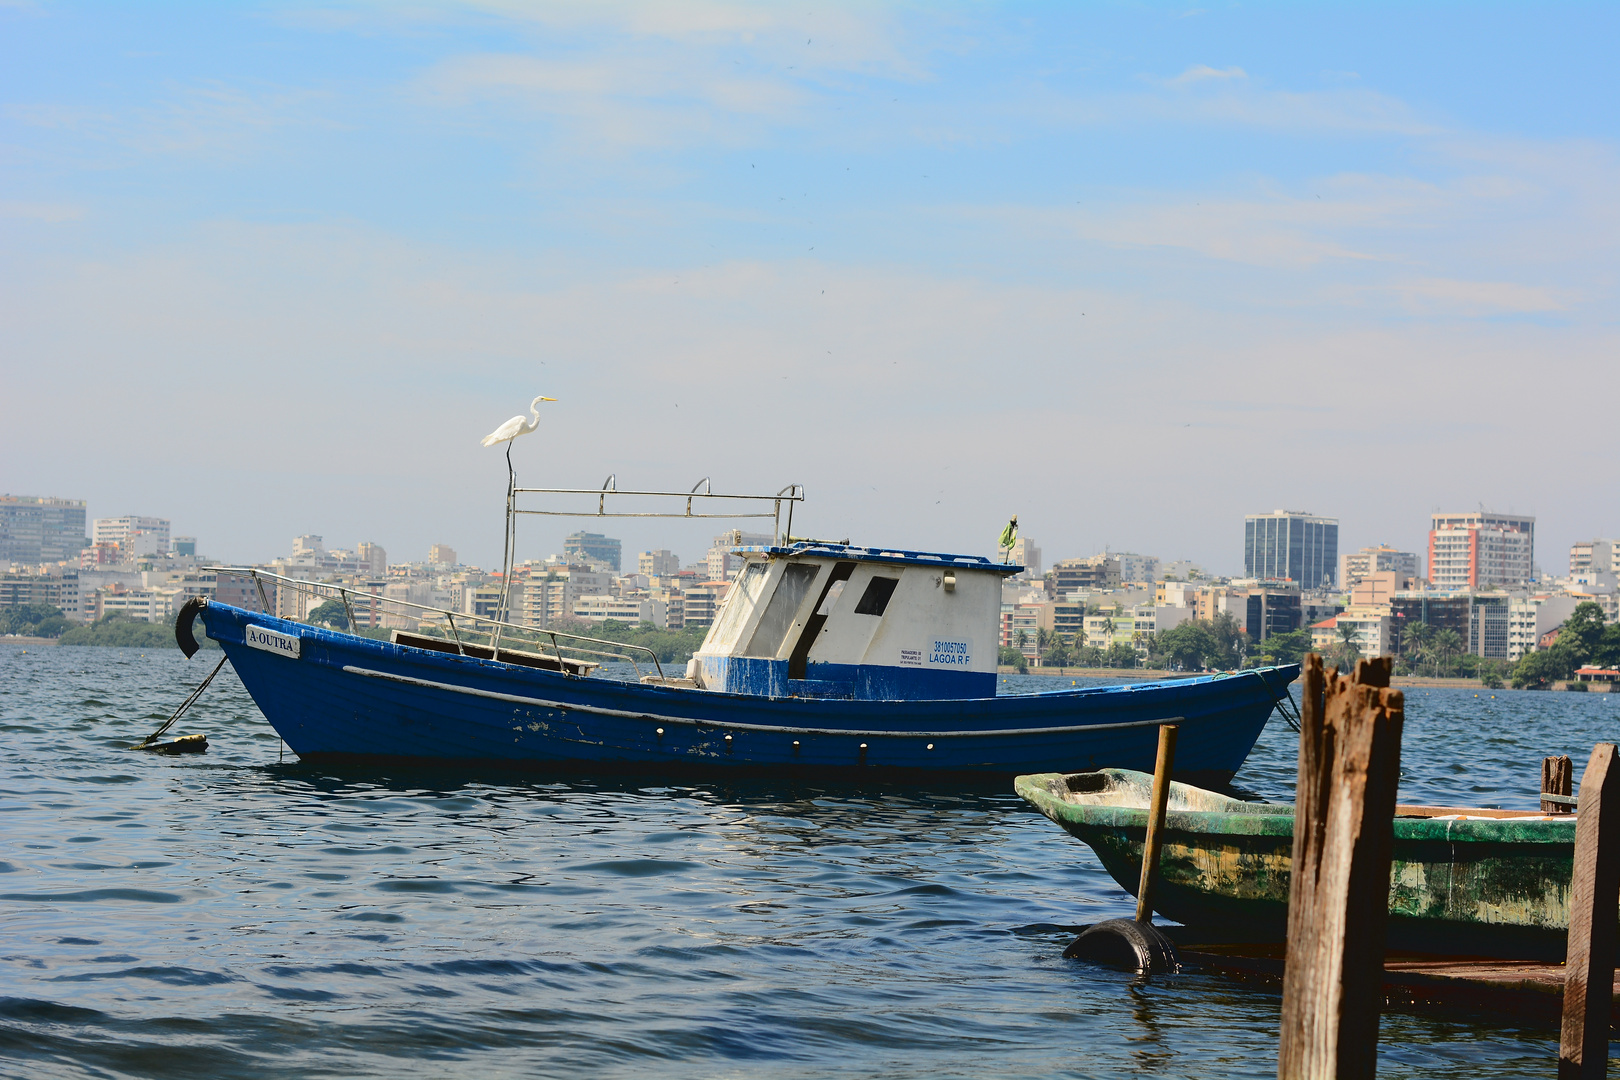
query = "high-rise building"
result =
(563, 531, 622, 572)
(357, 542, 387, 575)
(1570, 539, 1620, 578)
(1113, 553, 1160, 584)
(1009, 537, 1041, 576)
(93, 515, 171, 555)
(1050, 555, 1121, 595)
(1339, 545, 1421, 589)
(0, 495, 89, 565)
(1244, 511, 1339, 587)
(1427, 512, 1535, 590)
(639, 549, 680, 577)
(429, 544, 457, 567)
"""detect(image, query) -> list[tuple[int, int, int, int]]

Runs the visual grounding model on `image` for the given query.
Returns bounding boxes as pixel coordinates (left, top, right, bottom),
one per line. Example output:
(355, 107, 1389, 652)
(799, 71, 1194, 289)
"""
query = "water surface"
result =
(2, 645, 1617, 1078)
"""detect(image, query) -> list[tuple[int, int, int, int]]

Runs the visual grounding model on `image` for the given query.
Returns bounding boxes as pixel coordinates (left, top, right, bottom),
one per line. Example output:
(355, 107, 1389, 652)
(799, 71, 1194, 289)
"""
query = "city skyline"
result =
(1, 487, 1598, 584)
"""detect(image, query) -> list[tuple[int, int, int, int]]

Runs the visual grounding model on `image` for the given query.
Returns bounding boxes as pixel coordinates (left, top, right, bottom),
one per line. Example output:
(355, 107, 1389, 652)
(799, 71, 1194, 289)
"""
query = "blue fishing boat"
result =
(186, 531, 1297, 778)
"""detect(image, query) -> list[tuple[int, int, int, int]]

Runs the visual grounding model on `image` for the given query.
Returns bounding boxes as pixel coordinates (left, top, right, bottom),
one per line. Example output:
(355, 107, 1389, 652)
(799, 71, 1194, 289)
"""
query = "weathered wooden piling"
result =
(1559, 742, 1620, 1078)
(1277, 655, 1404, 1080)
(1136, 723, 1179, 925)
(1543, 755, 1575, 815)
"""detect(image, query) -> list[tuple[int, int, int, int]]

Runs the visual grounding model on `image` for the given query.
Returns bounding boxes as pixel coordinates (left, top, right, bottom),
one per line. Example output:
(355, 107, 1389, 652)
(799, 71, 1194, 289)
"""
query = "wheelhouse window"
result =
(853, 576, 899, 616)
(744, 563, 821, 658)
(705, 561, 769, 652)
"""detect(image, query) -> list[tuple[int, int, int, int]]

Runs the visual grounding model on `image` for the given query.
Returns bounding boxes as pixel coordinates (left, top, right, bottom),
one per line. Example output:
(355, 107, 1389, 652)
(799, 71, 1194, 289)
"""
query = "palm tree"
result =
(1432, 628, 1464, 678)
(1330, 622, 1362, 673)
(1401, 620, 1432, 675)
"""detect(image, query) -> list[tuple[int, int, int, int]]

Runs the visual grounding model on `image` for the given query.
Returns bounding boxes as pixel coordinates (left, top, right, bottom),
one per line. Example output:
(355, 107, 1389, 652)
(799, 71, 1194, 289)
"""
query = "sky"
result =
(3, 1, 1617, 575)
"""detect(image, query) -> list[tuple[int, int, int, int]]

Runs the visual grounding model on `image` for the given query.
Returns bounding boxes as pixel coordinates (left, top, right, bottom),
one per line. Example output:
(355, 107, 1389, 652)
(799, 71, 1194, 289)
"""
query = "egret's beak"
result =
(540, 396, 557, 401)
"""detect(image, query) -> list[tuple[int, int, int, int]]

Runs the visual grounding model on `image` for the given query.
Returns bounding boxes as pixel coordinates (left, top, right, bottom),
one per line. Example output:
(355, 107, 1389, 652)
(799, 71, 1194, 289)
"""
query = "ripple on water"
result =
(0, 646, 1611, 1078)
(1, 888, 185, 904)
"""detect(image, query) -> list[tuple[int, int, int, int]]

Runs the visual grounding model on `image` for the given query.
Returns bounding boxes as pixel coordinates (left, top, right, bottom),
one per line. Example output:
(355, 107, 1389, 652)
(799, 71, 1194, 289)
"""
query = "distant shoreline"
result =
(998, 665, 1188, 680)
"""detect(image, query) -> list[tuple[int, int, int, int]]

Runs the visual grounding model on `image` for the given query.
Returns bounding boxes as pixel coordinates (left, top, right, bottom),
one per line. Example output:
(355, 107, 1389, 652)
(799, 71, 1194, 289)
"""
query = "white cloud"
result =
(4, 220, 1614, 571)
(1168, 64, 1247, 86)
(1389, 277, 1569, 316)
(4, 83, 339, 162)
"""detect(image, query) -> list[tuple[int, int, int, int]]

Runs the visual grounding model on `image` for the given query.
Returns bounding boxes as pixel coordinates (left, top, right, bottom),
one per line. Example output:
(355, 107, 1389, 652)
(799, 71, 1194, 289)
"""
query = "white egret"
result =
(482, 396, 556, 446)
(482, 394, 555, 649)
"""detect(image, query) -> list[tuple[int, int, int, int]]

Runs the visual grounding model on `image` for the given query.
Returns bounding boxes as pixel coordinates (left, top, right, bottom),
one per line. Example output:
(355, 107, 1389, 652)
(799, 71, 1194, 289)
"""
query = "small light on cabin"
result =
(944, 571, 956, 592)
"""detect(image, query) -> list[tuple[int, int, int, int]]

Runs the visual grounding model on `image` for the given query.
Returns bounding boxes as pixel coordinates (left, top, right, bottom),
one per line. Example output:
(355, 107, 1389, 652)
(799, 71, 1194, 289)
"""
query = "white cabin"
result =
(688, 542, 1023, 700)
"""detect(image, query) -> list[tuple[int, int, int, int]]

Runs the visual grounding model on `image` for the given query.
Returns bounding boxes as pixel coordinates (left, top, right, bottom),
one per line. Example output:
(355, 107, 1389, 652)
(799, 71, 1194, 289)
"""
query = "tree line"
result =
(1000, 612, 1262, 673)
(994, 604, 1620, 690)
(1511, 601, 1620, 689)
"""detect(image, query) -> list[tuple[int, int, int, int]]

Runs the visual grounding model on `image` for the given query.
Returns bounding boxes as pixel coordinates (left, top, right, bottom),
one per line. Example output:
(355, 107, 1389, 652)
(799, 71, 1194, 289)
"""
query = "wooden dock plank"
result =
(1177, 945, 1620, 1026)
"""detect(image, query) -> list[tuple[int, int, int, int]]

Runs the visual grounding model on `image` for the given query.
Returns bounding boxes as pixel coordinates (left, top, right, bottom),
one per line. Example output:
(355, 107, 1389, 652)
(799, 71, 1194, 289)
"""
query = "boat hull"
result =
(1017, 769, 1582, 958)
(202, 603, 1294, 779)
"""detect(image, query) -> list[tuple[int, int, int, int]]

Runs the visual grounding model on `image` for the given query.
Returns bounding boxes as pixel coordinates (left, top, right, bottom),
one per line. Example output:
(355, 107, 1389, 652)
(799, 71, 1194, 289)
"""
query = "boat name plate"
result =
(244, 624, 301, 660)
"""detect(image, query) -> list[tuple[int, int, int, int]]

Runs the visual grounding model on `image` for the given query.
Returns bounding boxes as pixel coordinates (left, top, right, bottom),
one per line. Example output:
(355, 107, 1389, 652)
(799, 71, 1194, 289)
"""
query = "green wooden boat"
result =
(1016, 768, 1582, 959)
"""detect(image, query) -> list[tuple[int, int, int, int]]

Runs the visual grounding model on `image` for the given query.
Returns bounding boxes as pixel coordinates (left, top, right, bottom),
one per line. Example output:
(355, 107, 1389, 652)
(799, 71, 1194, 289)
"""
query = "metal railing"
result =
(205, 567, 665, 681)
(489, 475, 801, 653)
(511, 480, 805, 537)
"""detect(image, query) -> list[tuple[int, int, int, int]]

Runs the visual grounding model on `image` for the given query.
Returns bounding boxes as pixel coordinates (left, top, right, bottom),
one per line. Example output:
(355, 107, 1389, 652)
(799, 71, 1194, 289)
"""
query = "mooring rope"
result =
(131, 654, 227, 750)
(1257, 670, 1304, 732)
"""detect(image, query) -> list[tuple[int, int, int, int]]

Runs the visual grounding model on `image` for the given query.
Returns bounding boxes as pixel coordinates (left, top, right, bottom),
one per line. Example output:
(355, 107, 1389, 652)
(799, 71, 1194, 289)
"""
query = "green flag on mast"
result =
(998, 516, 1018, 560)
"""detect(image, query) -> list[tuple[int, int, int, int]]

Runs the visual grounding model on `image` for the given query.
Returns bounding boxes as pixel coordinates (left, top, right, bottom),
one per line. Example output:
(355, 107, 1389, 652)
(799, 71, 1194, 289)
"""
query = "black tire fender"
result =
(175, 596, 208, 658)
(1062, 918, 1180, 974)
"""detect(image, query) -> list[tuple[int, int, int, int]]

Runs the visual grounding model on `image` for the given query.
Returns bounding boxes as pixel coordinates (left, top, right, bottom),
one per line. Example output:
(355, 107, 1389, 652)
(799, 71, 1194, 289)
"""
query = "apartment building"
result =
(999, 602, 1049, 658)
(1241, 587, 1302, 642)
(0, 572, 81, 619)
(1350, 571, 1410, 609)
(1388, 592, 1513, 660)
(1112, 553, 1160, 584)
(1340, 545, 1421, 588)
(1082, 605, 1158, 652)
(681, 581, 730, 629)
(660, 590, 686, 630)
(1156, 581, 1197, 608)
(1428, 512, 1535, 590)
(1, 496, 88, 565)
(1507, 594, 1582, 662)
(1570, 539, 1620, 579)
(639, 549, 681, 577)
(563, 532, 622, 572)
(93, 516, 171, 555)
(349, 542, 384, 576)
(521, 567, 612, 626)
(1009, 536, 1041, 577)
(573, 595, 666, 628)
(1050, 555, 1120, 595)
